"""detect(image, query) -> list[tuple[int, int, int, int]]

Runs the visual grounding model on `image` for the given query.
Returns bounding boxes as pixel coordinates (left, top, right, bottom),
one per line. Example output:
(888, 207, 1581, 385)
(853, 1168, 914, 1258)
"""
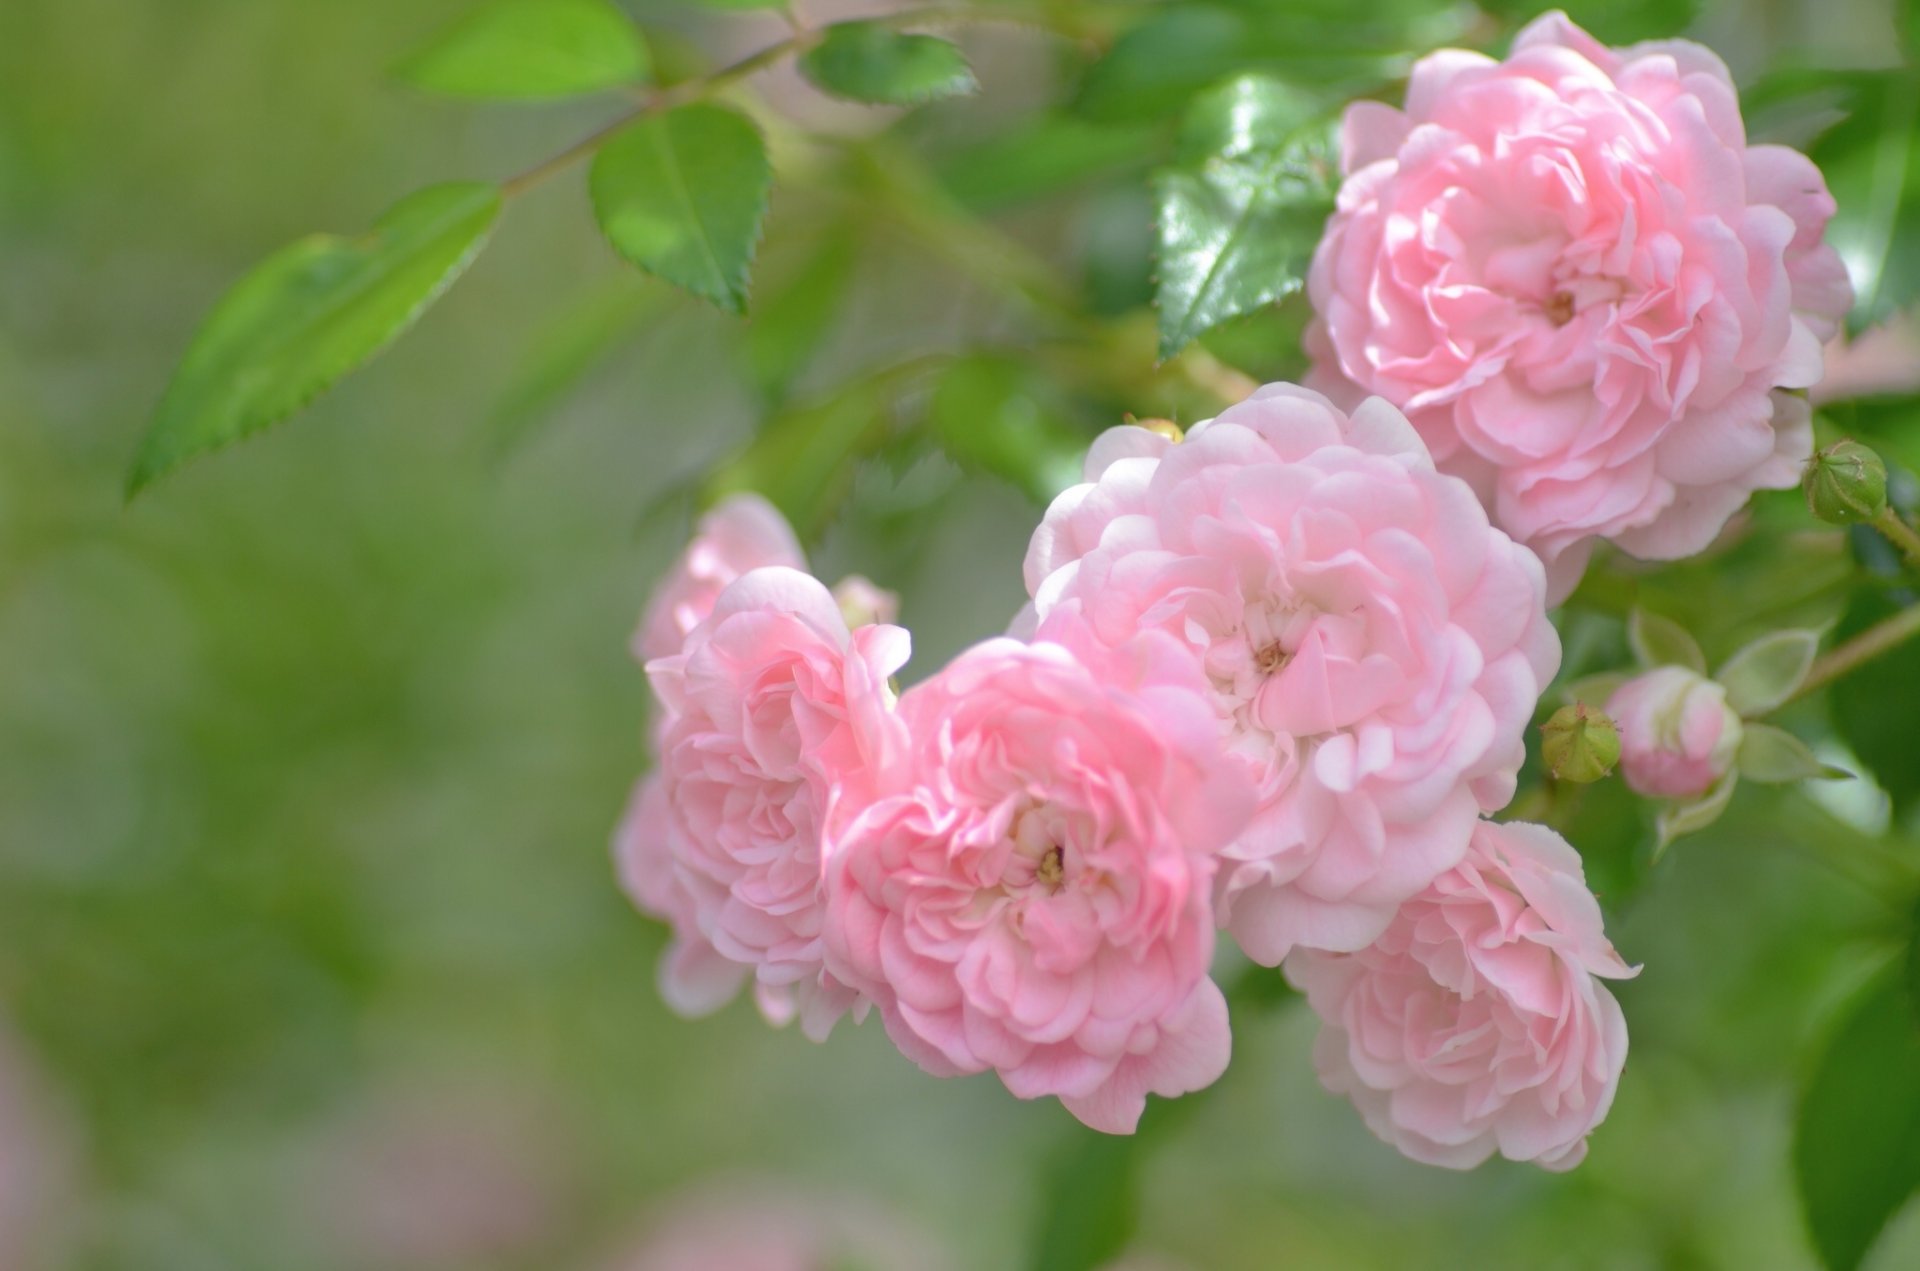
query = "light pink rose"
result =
(633, 494, 806, 665)
(1285, 819, 1637, 1171)
(625, 566, 910, 1038)
(1606, 665, 1743, 799)
(1307, 10, 1852, 599)
(823, 611, 1256, 1133)
(1023, 384, 1558, 962)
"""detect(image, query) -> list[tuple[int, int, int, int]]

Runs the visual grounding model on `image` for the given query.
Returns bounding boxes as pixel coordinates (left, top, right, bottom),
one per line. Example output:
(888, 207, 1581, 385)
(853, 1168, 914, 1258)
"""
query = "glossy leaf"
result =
(1628, 608, 1708, 674)
(396, 0, 650, 99)
(591, 104, 771, 313)
(1175, 73, 1318, 164)
(928, 355, 1090, 505)
(1830, 587, 1920, 815)
(129, 182, 501, 494)
(1794, 963, 1920, 1270)
(1719, 628, 1821, 717)
(1153, 123, 1338, 359)
(799, 22, 977, 106)
(1803, 70, 1920, 330)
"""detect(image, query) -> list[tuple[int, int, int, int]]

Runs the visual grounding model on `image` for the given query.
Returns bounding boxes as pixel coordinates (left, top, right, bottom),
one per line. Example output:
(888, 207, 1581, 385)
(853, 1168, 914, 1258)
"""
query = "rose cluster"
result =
(614, 12, 1847, 1170)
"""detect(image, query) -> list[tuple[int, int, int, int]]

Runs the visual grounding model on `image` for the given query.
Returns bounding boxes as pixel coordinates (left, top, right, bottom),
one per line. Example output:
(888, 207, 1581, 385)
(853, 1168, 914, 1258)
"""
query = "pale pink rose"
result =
(1023, 384, 1558, 962)
(1606, 665, 1743, 799)
(629, 566, 910, 1038)
(598, 1177, 951, 1271)
(633, 494, 806, 666)
(1307, 11, 1852, 599)
(1285, 819, 1637, 1171)
(823, 611, 1256, 1133)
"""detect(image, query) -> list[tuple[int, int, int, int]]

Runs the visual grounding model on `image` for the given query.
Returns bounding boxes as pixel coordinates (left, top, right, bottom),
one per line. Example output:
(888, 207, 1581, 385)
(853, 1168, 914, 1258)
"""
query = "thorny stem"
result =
(1788, 602, 1920, 705)
(500, 5, 1092, 198)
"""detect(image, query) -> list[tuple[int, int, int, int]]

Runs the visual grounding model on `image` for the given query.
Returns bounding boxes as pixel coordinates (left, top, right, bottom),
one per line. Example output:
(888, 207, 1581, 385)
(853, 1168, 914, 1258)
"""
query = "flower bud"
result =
(1605, 667, 1743, 800)
(1803, 440, 1887, 526)
(831, 574, 899, 629)
(1541, 704, 1621, 784)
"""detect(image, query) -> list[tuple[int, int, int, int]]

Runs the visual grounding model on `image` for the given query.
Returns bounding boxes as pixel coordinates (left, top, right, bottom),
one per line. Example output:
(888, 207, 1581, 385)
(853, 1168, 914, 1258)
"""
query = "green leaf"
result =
(1830, 587, 1920, 815)
(1175, 73, 1318, 164)
(1153, 123, 1338, 359)
(489, 282, 666, 458)
(928, 355, 1091, 506)
(937, 114, 1161, 213)
(129, 182, 502, 495)
(1794, 963, 1920, 1271)
(1803, 70, 1920, 330)
(743, 230, 858, 407)
(798, 22, 977, 106)
(704, 366, 927, 538)
(1737, 723, 1846, 784)
(1653, 775, 1736, 856)
(1627, 607, 1707, 674)
(1476, 0, 1701, 43)
(1024, 1127, 1142, 1271)
(1718, 628, 1822, 717)
(1908, 897, 1920, 1030)
(591, 103, 771, 313)
(396, 0, 650, 99)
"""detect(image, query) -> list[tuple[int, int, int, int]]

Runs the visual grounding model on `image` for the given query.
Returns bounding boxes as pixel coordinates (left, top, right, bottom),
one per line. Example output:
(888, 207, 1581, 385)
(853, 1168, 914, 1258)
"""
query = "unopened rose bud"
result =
(1804, 440, 1887, 526)
(1605, 667, 1743, 799)
(1541, 703, 1620, 784)
(831, 574, 899, 629)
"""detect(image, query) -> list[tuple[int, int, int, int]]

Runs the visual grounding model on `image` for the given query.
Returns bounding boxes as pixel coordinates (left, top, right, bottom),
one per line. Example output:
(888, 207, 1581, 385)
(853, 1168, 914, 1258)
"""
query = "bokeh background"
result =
(4, 0, 1920, 1267)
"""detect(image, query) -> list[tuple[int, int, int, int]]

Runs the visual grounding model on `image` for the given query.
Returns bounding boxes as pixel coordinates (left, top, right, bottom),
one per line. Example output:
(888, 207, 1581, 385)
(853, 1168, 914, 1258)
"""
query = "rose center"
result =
(1036, 845, 1065, 892)
(1254, 641, 1289, 675)
(1544, 290, 1575, 326)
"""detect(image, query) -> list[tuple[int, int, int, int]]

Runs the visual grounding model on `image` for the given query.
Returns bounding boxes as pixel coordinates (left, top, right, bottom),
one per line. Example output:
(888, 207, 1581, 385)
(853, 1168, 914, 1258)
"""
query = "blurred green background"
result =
(4, 0, 1920, 1267)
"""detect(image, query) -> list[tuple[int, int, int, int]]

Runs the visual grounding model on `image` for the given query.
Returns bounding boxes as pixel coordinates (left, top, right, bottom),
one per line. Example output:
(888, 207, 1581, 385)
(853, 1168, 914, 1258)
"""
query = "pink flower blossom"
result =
(633, 494, 806, 666)
(1606, 665, 1743, 799)
(622, 567, 910, 1038)
(1285, 819, 1637, 1171)
(1023, 384, 1558, 962)
(1306, 10, 1852, 598)
(823, 612, 1255, 1133)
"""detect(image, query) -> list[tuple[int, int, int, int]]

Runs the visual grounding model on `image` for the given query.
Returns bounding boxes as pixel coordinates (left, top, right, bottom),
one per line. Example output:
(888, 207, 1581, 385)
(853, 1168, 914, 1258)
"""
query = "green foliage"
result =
(590, 103, 772, 314)
(937, 115, 1162, 213)
(1718, 629, 1821, 716)
(1477, 0, 1701, 43)
(489, 282, 667, 456)
(1152, 107, 1338, 359)
(1737, 723, 1844, 784)
(129, 182, 501, 494)
(1628, 608, 1708, 673)
(743, 230, 858, 406)
(396, 0, 650, 99)
(1793, 962, 1920, 1271)
(798, 22, 977, 106)
(1025, 1127, 1142, 1271)
(928, 355, 1090, 505)
(1796, 71, 1920, 330)
(1830, 585, 1920, 815)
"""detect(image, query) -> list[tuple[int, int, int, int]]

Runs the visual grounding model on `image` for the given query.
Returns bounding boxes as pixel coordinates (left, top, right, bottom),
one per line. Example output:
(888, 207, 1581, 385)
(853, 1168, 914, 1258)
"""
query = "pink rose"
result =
(1606, 665, 1743, 799)
(823, 612, 1256, 1133)
(628, 567, 910, 1038)
(1285, 819, 1637, 1171)
(1023, 384, 1558, 961)
(1307, 11, 1852, 598)
(633, 494, 806, 665)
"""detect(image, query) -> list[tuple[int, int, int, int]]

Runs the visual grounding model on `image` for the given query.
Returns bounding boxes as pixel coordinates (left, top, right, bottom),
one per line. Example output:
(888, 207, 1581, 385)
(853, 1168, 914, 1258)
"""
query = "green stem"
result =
(500, 4, 1090, 199)
(1788, 602, 1920, 704)
(1871, 505, 1920, 573)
